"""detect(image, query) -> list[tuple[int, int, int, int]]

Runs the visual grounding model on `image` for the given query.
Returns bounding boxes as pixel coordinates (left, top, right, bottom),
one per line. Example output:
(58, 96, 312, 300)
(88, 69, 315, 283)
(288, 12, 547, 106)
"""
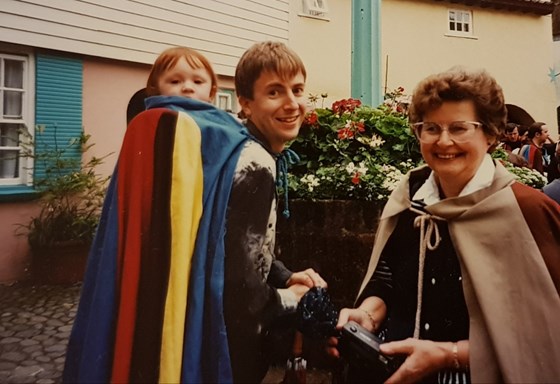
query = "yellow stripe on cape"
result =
(159, 112, 204, 383)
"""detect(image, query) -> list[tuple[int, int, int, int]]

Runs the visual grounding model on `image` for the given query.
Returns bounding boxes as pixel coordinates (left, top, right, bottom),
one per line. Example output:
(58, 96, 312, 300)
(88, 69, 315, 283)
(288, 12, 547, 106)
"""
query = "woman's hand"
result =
(286, 268, 327, 288)
(325, 297, 386, 358)
(380, 338, 459, 384)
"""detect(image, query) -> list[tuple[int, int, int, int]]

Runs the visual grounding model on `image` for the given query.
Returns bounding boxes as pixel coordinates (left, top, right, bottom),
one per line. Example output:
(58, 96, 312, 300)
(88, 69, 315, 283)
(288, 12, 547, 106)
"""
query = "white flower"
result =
(369, 134, 385, 148)
(357, 161, 368, 175)
(345, 162, 356, 174)
(300, 174, 321, 192)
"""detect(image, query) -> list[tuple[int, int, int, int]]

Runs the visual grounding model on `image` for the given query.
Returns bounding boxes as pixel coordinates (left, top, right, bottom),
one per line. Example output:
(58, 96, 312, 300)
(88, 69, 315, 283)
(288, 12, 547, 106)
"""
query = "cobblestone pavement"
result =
(0, 282, 81, 384)
(0, 282, 332, 384)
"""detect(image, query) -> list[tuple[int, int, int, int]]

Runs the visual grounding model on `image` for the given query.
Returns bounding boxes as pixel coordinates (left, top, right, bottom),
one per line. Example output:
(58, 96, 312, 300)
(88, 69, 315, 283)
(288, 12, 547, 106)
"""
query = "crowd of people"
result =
(63, 43, 560, 384)
(499, 120, 560, 203)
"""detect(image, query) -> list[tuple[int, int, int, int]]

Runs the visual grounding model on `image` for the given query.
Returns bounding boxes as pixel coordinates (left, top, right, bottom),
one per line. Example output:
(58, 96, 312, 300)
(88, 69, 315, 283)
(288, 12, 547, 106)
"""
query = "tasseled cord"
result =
(276, 148, 300, 218)
(409, 206, 444, 339)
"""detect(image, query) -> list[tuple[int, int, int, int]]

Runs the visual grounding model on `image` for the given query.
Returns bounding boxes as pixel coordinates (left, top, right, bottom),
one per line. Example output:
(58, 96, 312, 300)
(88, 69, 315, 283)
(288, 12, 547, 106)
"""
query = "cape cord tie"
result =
(410, 206, 444, 339)
(276, 148, 300, 218)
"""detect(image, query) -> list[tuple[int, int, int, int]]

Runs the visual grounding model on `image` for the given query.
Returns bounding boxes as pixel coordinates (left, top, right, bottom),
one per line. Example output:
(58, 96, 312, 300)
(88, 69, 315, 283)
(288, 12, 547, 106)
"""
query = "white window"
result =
(300, 0, 329, 20)
(0, 52, 34, 186)
(448, 10, 473, 36)
(215, 91, 233, 112)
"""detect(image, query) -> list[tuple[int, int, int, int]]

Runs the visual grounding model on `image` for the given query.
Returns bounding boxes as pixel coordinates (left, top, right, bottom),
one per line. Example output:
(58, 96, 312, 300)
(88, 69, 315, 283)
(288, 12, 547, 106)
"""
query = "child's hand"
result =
(286, 268, 327, 288)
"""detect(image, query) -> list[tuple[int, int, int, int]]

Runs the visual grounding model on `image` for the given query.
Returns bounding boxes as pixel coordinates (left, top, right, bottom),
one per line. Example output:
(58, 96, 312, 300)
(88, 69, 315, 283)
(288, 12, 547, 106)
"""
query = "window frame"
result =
(214, 89, 235, 113)
(0, 49, 35, 187)
(447, 9, 474, 38)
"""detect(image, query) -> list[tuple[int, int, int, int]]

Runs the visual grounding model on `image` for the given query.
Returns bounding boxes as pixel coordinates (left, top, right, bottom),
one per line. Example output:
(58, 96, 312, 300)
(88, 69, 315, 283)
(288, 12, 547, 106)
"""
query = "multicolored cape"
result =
(63, 97, 249, 383)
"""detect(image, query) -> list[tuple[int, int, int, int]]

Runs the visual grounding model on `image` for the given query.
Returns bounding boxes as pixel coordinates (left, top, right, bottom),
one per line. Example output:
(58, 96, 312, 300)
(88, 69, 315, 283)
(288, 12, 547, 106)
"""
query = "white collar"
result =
(413, 154, 495, 205)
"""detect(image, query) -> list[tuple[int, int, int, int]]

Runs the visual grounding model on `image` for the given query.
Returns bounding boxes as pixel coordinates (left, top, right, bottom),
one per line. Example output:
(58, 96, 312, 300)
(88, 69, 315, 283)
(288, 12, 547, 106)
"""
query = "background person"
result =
(500, 122, 521, 151)
(520, 121, 551, 174)
(327, 67, 560, 383)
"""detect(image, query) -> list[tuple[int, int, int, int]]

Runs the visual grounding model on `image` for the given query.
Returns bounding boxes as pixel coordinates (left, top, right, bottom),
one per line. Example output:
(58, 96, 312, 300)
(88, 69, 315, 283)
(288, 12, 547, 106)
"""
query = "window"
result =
(215, 90, 234, 112)
(448, 9, 473, 36)
(300, 0, 329, 20)
(0, 52, 33, 186)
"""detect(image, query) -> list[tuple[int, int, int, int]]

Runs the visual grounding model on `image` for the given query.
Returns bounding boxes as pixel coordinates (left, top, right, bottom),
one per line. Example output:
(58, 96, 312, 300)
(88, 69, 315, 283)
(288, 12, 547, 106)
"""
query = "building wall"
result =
(83, 58, 150, 176)
(0, 203, 39, 283)
(0, 0, 289, 76)
(289, 0, 352, 105)
(382, 0, 557, 129)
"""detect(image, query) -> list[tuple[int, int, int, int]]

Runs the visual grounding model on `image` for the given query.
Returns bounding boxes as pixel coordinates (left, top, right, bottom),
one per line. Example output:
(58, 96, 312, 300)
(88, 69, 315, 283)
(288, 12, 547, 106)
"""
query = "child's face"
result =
(239, 70, 306, 153)
(157, 57, 214, 102)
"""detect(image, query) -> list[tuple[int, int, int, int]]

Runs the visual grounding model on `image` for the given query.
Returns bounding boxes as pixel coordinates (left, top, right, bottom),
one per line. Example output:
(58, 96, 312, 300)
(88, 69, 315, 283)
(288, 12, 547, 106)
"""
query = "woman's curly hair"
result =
(408, 67, 507, 151)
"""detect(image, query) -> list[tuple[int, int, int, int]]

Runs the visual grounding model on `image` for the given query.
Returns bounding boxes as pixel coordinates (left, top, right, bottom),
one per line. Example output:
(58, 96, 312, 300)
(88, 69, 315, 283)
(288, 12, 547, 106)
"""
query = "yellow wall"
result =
(289, 0, 352, 106)
(382, 0, 556, 129)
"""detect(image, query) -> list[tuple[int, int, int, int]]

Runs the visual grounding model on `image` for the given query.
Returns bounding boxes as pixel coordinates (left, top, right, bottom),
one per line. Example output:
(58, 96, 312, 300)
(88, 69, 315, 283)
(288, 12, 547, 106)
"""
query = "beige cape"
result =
(359, 162, 560, 383)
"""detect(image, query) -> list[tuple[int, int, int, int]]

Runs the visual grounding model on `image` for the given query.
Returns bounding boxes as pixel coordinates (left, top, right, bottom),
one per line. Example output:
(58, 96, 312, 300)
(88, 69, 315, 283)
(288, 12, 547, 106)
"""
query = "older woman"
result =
(329, 67, 560, 383)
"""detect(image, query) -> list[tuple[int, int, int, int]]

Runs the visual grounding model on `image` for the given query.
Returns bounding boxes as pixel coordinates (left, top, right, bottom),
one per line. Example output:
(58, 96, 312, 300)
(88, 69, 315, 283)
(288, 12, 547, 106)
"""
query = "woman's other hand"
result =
(380, 338, 460, 384)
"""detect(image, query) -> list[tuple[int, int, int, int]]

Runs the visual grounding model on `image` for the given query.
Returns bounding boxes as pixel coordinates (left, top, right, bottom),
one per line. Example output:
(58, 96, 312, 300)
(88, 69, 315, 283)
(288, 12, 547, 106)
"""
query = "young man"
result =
(63, 41, 324, 384)
(521, 122, 550, 174)
(224, 40, 325, 383)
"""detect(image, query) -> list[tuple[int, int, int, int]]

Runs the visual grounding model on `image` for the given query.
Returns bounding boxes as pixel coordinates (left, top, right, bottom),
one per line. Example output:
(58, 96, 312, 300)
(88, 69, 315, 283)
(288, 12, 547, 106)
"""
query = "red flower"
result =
(355, 121, 365, 133)
(351, 172, 361, 185)
(304, 110, 318, 126)
(337, 127, 355, 140)
(332, 98, 362, 115)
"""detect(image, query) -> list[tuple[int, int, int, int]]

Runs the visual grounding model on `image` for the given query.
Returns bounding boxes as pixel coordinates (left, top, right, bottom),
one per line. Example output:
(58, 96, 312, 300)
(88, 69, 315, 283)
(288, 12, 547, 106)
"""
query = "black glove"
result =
(296, 286, 339, 339)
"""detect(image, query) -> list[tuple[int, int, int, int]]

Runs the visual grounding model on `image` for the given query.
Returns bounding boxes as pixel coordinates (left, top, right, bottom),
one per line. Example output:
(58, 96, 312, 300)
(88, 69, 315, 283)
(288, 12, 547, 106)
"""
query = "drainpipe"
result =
(351, 0, 382, 107)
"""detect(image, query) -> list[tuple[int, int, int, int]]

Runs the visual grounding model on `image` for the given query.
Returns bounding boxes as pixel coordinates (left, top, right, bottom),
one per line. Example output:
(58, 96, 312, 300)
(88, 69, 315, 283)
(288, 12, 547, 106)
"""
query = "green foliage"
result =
(287, 91, 423, 201)
(491, 148, 548, 189)
(19, 126, 110, 248)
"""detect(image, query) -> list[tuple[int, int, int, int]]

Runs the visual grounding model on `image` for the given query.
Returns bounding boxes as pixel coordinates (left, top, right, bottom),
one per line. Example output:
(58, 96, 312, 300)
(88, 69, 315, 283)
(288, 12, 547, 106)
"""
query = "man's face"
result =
(537, 126, 550, 145)
(239, 70, 306, 153)
(506, 128, 519, 141)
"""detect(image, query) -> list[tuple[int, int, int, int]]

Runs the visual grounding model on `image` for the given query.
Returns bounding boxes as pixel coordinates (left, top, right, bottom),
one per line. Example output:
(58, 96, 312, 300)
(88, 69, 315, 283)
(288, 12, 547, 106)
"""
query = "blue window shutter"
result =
(34, 54, 83, 182)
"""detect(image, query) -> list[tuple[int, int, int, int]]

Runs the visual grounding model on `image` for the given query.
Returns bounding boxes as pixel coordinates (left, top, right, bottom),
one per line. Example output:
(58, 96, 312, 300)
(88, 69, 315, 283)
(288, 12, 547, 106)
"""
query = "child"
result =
(63, 45, 323, 384)
(145, 46, 218, 101)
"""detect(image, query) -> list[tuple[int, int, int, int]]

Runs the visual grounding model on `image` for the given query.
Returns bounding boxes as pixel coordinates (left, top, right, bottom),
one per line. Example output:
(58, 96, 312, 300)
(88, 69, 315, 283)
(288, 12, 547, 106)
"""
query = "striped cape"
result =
(63, 98, 249, 383)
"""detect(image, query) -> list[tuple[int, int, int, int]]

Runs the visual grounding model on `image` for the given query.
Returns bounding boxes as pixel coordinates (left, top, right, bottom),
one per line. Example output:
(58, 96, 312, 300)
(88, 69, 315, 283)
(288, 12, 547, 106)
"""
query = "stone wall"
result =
(276, 199, 383, 309)
(272, 200, 382, 369)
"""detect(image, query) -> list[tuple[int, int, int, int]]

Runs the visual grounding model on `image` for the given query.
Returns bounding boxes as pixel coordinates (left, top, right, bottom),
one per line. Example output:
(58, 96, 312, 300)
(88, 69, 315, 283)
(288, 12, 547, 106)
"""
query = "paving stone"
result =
(22, 344, 42, 354)
(36, 379, 55, 384)
(0, 361, 17, 370)
(2, 351, 26, 362)
(0, 337, 21, 345)
(46, 319, 64, 327)
(0, 371, 10, 382)
(20, 339, 39, 347)
(17, 329, 40, 338)
(58, 323, 73, 332)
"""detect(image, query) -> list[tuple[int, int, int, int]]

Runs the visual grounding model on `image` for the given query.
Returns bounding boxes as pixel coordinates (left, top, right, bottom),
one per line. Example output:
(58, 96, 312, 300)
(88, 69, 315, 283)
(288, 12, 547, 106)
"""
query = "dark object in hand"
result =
(296, 287, 339, 339)
(339, 321, 403, 382)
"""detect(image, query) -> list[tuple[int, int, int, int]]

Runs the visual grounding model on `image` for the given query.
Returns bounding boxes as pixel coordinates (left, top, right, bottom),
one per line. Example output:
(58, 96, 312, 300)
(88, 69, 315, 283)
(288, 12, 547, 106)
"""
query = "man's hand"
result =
(286, 268, 327, 288)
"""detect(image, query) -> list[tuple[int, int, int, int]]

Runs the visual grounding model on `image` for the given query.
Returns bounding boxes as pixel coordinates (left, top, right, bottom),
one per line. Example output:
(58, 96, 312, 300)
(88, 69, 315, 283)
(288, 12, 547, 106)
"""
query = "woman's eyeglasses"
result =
(411, 121, 482, 143)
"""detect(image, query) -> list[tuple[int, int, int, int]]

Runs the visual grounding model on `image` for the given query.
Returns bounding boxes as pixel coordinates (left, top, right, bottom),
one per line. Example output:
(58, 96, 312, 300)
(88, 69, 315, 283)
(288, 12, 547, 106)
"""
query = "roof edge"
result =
(433, 0, 555, 15)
